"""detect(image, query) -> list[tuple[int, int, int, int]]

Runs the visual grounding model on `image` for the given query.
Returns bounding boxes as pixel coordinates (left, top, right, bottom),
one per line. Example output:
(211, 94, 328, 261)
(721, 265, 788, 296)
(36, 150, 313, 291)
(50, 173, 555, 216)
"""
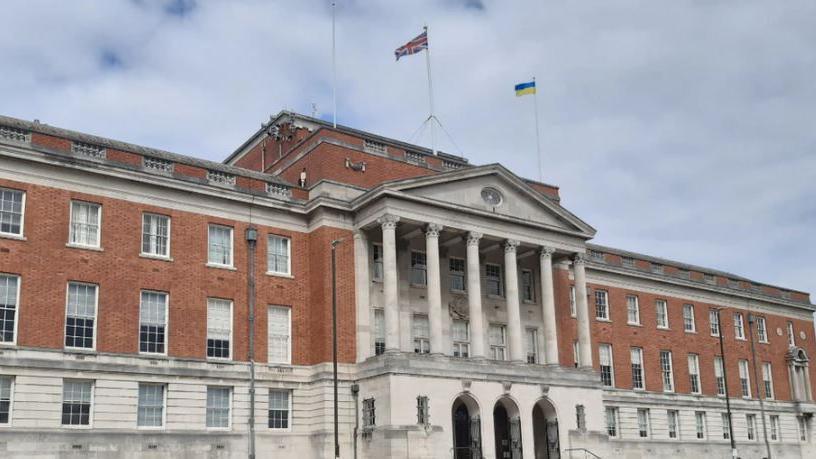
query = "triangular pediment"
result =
(378, 165, 595, 237)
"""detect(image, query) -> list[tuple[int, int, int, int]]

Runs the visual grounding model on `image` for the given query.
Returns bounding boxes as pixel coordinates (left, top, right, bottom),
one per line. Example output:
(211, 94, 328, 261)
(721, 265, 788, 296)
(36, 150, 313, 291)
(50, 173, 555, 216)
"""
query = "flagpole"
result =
(423, 25, 436, 155)
(331, 1, 337, 128)
(532, 76, 542, 181)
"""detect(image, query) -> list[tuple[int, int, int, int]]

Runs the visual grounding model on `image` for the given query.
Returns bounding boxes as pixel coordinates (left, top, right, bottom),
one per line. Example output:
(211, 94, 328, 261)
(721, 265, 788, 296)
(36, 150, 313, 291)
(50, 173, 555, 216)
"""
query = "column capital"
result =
(540, 246, 556, 258)
(466, 232, 483, 246)
(353, 230, 367, 242)
(573, 253, 586, 265)
(425, 223, 444, 238)
(504, 239, 520, 253)
(377, 214, 400, 230)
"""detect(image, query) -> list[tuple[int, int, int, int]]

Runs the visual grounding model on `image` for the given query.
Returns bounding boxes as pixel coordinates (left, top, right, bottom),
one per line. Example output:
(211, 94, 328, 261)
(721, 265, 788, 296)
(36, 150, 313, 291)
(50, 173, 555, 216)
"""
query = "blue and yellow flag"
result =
(515, 80, 536, 97)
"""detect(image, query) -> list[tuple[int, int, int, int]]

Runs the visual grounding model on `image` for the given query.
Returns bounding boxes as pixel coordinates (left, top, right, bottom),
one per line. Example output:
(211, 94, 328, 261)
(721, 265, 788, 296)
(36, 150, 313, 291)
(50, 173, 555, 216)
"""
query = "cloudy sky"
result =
(2, 0, 814, 296)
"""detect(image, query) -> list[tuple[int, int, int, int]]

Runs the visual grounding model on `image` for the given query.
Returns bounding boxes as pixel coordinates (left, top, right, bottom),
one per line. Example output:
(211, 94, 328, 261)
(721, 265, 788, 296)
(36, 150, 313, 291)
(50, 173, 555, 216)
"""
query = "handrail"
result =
(562, 447, 601, 459)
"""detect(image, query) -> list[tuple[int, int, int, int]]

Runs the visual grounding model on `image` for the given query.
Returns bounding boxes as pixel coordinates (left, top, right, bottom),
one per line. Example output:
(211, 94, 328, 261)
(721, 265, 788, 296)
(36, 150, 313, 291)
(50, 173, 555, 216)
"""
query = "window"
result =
(268, 306, 291, 364)
(488, 324, 507, 360)
(650, 263, 663, 274)
(594, 290, 609, 320)
(137, 383, 165, 428)
(412, 314, 430, 354)
(373, 309, 385, 355)
(667, 410, 679, 439)
(734, 313, 745, 339)
(410, 251, 427, 286)
(746, 414, 756, 440)
(268, 389, 291, 429)
(770, 415, 779, 441)
(206, 387, 231, 429)
(452, 319, 469, 358)
(485, 264, 503, 296)
(0, 188, 24, 237)
(572, 341, 579, 368)
(65, 282, 97, 349)
(637, 408, 650, 438)
(416, 395, 429, 425)
(69, 201, 101, 248)
(762, 362, 774, 399)
(722, 413, 731, 440)
(688, 354, 701, 394)
(139, 291, 167, 354)
(714, 356, 726, 396)
(141, 213, 170, 257)
(206, 299, 232, 359)
(599, 344, 614, 387)
(569, 286, 576, 317)
(788, 321, 796, 347)
(695, 412, 706, 439)
(797, 415, 808, 442)
(756, 316, 768, 343)
(655, 299, 668, 329)
(525, 328, 538, 364)
(362, 397, 376, 427)
(605, 407, 618, 437)
(62, 380, 92, 426)
(207, 225, 233, 267)
(267, 235, 291, 275)
(449, 257, 465, 291)
(660, 350, 674, 392)
(630, 347, 645, 390)
(682, 304, 695, 332)
(626, 295, 640, 325)
(709, 309, 720, 336)
(0, 376, 12, 424)
(521, 269, 535, 302)
(371, 244, 383, 282)
(0, 274, 19, 344)
(621, 256, 635, 268)
(576, 405, 586, 430)
(739, 359, 751, 398)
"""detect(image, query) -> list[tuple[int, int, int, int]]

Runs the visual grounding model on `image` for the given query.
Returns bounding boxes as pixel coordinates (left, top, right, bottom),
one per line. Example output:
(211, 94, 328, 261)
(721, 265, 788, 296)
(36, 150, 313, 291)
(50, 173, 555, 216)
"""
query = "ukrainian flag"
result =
(515, 80, 536, 97)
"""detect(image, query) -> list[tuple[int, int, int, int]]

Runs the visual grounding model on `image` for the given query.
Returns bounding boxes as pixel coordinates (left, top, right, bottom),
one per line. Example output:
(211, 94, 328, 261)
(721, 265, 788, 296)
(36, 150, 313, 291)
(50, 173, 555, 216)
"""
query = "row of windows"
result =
(605, 406, 809, 443)
(373, 246, 538, 302)
(0, 276, 292, 364)
(0, 188, 292, 276)
(0, 376, 291, 430)
(598, 344, 776, 398)
(588, 290, 792, 345)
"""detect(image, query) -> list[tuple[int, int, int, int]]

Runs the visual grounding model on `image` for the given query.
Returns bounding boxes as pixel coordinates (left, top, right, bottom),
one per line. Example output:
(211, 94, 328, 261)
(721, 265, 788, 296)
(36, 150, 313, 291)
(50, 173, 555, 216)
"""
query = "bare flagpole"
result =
(532, 76, 542, 181)
(331, 1, 337, 128)
(424, 25, 436, 155)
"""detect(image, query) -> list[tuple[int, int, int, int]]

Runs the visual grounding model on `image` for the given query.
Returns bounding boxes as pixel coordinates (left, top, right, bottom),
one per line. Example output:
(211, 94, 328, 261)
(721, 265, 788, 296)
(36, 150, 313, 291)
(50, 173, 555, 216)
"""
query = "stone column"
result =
(425, 223, 444, 355)
(504, 239, 523, 362)
(378, 214, 400, 352)
(539, 247, 559, 365)
(353, 231, 371, 362)
(574, 254, 593, 367)
(466, 232, 485, 359)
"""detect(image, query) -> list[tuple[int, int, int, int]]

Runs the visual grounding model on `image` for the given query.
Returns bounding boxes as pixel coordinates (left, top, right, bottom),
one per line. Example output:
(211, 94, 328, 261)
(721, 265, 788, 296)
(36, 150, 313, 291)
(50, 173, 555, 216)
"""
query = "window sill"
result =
(735, 337, 747, 341)
(759, 341, 769, 345)
(595, 318, 611, 323)
(61, 424, 93, 430)
(486, 294, 505, 300)
(206, 263, 237, 271)
(627, 322, 642, 327)
(410, 283, 428, 289)
(684, 330, 698, 334)
(522, 300, 537, 305)
(139, 352, 168, 358)
(65, 243, 103, 252)
(64, 347, 97, 354)
(207, 358, 235, 364)
(450, 289, 466, 295)
(140, 253, 173, 262)
(266, 271, 294, 279)
(0, 233, 25, 241)
(657, 326, 670, 331)
(137, 426, 165, 431)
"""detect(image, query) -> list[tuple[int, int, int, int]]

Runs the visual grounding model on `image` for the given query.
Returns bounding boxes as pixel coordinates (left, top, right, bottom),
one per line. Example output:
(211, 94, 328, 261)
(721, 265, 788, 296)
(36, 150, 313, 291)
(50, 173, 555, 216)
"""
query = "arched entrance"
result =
(493, 397, 522, 459)
(452, 394, 481, 459)
(532, 398, 559, 459)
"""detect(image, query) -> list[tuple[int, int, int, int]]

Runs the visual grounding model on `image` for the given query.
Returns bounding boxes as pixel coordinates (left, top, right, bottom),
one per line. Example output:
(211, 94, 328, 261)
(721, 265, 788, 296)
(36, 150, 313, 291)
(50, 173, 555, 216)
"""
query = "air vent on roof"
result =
(71, 141, 106, 159)
(442, 160, 463, 170)
(266, 183, 291, 199)
(207, 170, 236, 187)
(144, 157, 174, 174)
(0, 125, 30, 143)
(405, 151, 426, 165)
(363, 139, 387, 154)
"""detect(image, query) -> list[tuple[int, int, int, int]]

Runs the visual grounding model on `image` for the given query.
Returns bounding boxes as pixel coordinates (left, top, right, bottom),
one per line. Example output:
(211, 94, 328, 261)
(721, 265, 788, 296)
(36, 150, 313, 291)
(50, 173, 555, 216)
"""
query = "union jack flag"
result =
(394, 30, 428, 61)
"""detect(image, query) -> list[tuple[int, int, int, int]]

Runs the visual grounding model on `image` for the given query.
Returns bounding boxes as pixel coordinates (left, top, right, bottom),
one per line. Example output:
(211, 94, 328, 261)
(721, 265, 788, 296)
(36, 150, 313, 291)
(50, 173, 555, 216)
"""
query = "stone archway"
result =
(532, 398, 559, 459)
(452, 393, 481, 459)
(493, 397, 522, 459)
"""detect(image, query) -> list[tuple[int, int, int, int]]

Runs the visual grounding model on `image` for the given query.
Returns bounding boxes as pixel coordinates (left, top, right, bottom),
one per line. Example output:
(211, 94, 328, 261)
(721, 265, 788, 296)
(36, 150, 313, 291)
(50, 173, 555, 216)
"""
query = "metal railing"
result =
(563, 447, 602, 459)
(450, 446, 481, 459)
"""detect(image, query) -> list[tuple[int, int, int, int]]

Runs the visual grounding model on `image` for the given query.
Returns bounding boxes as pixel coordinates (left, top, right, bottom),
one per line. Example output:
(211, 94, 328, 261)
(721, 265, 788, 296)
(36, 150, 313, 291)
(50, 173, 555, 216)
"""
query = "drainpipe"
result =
(246, 227, 258, 459)
(748, 313, 772, 459)
(351, 383, 360, 459)
(715, 308, 738, 459)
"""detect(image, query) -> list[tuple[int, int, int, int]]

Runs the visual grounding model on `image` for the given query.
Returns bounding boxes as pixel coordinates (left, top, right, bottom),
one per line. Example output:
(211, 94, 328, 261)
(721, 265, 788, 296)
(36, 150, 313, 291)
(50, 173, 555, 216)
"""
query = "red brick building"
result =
(0, 111, 813, 458)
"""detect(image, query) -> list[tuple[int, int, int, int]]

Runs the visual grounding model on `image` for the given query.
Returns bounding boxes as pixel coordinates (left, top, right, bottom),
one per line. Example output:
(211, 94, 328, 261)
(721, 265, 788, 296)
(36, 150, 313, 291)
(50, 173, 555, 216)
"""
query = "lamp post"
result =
(714, 308, 738, 459)
(748, 313, 772, 459)
(331, 239, 343, 458)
